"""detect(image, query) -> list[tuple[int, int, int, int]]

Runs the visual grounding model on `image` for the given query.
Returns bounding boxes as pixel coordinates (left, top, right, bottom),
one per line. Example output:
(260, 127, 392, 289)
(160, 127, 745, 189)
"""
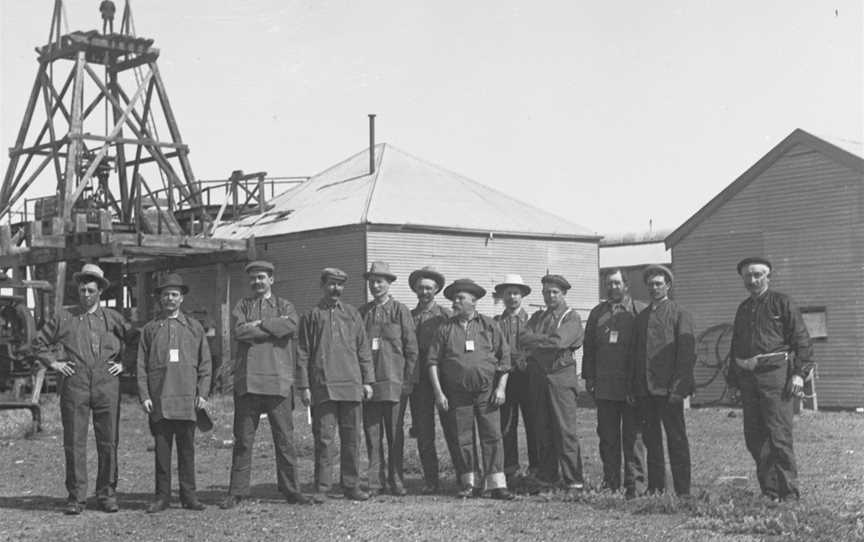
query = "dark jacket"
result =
(428, 312, 511, 393)
(583, 297, 645, 401)
(297, 299, 374, 405)
(494, 308, 529, 371)
(232, 295, 299, 397)
(137, 313, 212, 422)
(629, 299, 696, 398)
(359, 297, 419, 401)
(727, 289, 813, 387)
(520, 303, 584, 384)
(412, 302, 451, 383)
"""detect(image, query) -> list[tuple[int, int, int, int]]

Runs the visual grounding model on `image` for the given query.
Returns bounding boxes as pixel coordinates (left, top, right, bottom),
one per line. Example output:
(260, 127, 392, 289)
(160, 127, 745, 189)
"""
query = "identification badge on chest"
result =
(609, 330, 619, 344)
(169, 348, 180, 363)
(372, 337, 380, 351)
(465, 340, 475, 352)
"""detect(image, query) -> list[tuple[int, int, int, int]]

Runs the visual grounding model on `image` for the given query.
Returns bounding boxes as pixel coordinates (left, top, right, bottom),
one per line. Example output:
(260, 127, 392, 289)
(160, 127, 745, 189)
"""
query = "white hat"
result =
(494, 274, 531, 296)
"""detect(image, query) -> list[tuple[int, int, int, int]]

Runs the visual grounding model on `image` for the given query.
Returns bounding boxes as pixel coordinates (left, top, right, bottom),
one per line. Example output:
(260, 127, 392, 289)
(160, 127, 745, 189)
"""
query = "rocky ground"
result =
(0, 394, 861, 541)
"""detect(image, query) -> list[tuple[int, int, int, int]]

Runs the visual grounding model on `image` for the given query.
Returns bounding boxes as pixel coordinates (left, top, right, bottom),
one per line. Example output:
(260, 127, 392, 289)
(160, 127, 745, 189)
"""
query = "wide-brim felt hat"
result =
(541, 274, 571, 292)
(409, 266, 445, 293)
(154, 272, 189, 294)
(737, 257, 772, 275)
(643, 264, 674, 284)
(494, 274, 531, 296)
(72, 263, 110, 290)
(443, 278, 487, 301)
(363, 261, 396, 282)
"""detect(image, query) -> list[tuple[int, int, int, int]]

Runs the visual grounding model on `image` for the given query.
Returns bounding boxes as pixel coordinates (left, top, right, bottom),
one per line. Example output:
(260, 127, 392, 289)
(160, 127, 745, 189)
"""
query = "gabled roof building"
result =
(181, 144, 600, 378)
(666, 129, 864, 408)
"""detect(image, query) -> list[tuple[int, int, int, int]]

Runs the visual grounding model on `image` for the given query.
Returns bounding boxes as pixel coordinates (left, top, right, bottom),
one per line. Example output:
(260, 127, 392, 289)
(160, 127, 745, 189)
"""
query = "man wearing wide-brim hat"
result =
(629, 264, 695, 497)
(137, 273, 211, 513)
(726, 257, 813, 501)
(493, 274, 538, 483)
(34, 263, 135, 515)
(358, 261, 418, 496)
(427, 278, 515, 500)
(407, 266, 462, 494)
(520, 273, 587, 493)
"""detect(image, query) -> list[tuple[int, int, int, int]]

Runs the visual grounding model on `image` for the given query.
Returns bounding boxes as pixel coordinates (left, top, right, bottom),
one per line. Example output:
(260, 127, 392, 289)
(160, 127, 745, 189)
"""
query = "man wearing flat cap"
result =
(408, 266, 461, 493)
(629, 264, 695, 497)
(727, 257, 812, 501)
(34, 263, 135, 514)
(428, 279, 514, 500)
(358, 261, 418, 496)
(298, 267, 374, 501)
(493, 274, 537, 484)
(137, 273, 211, 513)
(221, 260, 314, 509)
(583, 268, 646, 498)
(520, 274, 586, 492)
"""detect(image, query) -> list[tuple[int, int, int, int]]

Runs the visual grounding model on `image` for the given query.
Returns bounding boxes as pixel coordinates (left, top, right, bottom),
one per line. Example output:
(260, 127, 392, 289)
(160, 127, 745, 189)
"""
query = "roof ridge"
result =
(380, 145, 586, 229)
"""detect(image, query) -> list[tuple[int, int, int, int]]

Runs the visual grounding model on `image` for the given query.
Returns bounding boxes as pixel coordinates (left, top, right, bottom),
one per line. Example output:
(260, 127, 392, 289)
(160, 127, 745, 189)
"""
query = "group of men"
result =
(32, 254, 812, 514)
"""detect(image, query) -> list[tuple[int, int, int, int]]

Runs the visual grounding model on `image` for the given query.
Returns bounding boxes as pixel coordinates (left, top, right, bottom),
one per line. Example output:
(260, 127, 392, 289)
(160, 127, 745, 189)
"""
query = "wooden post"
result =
(54, 261, 66, 315)
(61, 51, 87, 226)
(217, 263, 232, 394)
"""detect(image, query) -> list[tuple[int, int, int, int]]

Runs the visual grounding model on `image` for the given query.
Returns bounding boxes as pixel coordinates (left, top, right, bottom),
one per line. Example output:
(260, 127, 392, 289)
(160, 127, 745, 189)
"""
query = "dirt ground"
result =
(0, 394, 862, 542)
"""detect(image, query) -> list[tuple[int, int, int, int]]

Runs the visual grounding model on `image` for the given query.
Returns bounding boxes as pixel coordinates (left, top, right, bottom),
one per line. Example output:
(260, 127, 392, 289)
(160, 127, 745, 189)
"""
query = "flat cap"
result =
(541, 274, 571, 292)
(409, 266, 445, 293)
(244, 260, 275, 274)
(443, 278, 487, 301)
(321, 267, 348, 283)
(643, 264, 674, 284)
(737, 257, 772, 275)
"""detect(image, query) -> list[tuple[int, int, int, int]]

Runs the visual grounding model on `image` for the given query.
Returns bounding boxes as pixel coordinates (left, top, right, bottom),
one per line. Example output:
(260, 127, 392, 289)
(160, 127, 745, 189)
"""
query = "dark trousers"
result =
(533, 366, 584, 485)
(500, 369, 538, 475)
(59, 376, 120, 503)
(596, 399, 645, 491)
(739, 367, 799, 499)
(150, 419, 196, 500)
(311, 400, 362, 492)
(638, 395, 691, 496)
(443, 387, 506, 490)
(228, 392, 300, 497)
(363, 397, 407, 491)
(410, 377, 463, 487)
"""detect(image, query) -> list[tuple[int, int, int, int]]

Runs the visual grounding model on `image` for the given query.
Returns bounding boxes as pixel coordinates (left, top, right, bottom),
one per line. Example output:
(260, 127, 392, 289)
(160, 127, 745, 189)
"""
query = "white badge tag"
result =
(169, 348, 180, 362)
(465, 340, 475, 352)
(609, 331, 619, 344)
(372, 337, 380, 351)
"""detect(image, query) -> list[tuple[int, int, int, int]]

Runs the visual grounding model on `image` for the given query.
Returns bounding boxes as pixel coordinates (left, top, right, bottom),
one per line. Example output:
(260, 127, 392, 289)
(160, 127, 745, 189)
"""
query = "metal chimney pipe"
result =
(369, 114, 376, 174)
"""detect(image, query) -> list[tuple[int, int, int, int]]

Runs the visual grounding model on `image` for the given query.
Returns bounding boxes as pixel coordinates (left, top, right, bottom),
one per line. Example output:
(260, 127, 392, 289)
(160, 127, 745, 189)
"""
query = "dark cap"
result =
(409, 266, 445, 293)
(443, 278, 486, 301)
(244, 260, 275, 274)
(541, 274, 571, 292)
(363, 261, 397, 282)
(737, 257, 772, 275)
(643, 264, 674, 284)
(154, 273, 189, 294)
(321, 267, 348, 283)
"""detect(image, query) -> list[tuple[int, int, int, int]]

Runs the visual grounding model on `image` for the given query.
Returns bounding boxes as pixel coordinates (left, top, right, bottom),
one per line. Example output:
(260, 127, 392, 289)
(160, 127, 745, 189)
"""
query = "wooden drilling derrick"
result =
(0, 1, 260, 398)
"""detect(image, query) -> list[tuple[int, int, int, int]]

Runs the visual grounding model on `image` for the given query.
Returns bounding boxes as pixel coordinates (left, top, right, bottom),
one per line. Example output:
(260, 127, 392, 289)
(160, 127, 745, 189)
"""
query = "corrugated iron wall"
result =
(672, 144, 863, 408)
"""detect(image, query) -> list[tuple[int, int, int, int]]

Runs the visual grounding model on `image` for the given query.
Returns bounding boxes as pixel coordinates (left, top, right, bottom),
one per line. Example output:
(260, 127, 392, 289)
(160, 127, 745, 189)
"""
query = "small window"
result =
(800, 307, 827, 340)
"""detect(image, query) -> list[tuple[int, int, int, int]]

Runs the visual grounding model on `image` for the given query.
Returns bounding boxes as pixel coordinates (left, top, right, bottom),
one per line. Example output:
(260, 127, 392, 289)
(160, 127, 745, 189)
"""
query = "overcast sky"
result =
(1, 0, 861, 236)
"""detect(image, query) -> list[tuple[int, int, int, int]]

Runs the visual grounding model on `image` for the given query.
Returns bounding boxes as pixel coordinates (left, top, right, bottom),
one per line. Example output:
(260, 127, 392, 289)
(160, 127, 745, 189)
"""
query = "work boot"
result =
(343, 487, 370, 501)
(219, 495, 244, 510)
(285, 492, 319, 505)
(98, 497, 119, 513)
(390, 484, 407, 497)
(456, 485, 475, 499)
(180, 498, 206, 511)
(490, 488, 515, 501)
(63, 500, 85, 515)
(146, 497, 170, 514)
